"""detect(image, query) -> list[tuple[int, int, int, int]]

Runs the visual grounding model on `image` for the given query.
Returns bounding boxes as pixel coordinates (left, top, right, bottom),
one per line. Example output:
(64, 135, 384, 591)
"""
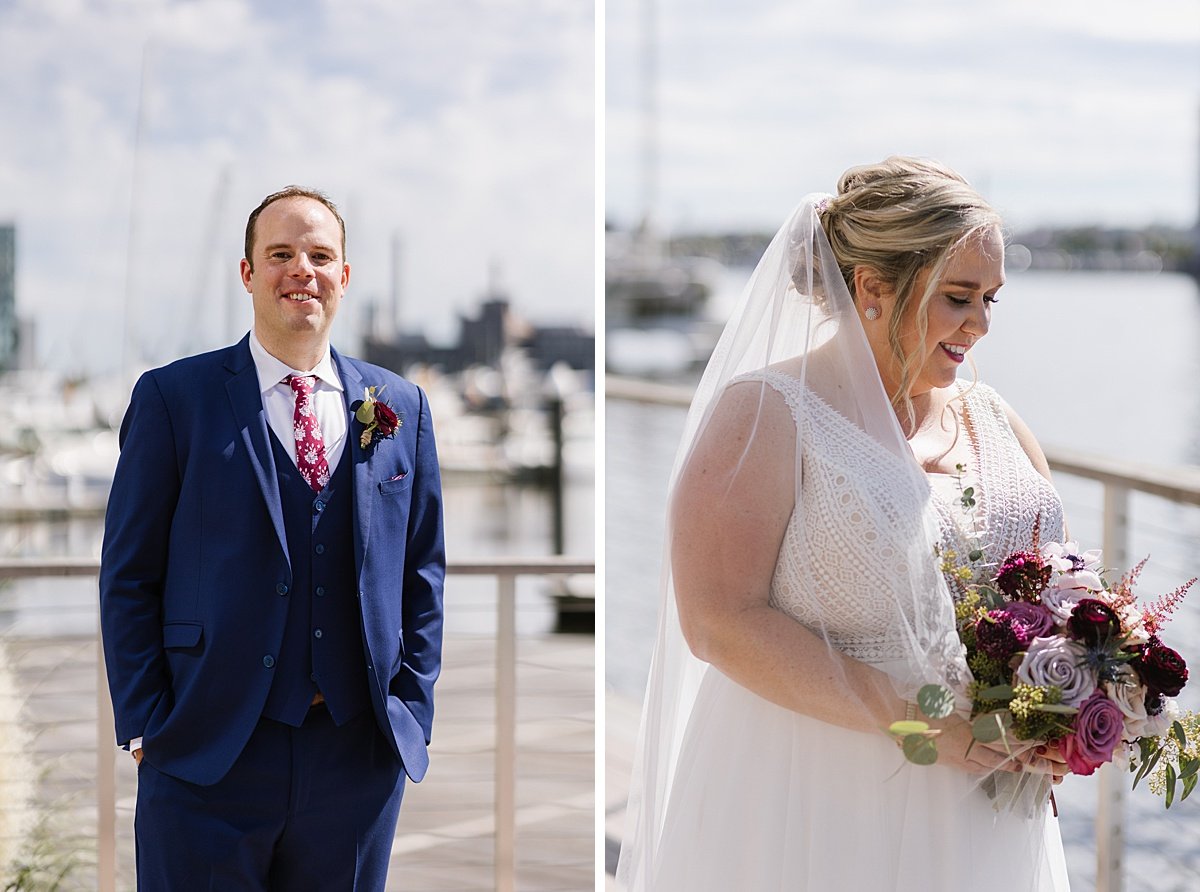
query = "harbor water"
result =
(606, 269, 1200, 890)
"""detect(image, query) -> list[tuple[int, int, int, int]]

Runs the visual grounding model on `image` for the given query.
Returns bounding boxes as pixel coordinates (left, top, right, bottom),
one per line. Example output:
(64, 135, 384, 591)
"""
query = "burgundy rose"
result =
(375, 401, 400, 437)
(1133, 637, 1189, 697)
(1061, 691, 1124, 776)
(1067, 598, 1122, 646)
(995, 551, 1052, 602)
(975, 611, 1021, 663)
(998, 601, 1056, 647)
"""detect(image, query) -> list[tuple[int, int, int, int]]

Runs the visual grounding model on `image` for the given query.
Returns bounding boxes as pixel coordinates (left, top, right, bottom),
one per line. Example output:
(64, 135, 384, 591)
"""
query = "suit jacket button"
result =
(314, 499, 325, 512)
(314, 629, 323, 639)
(315, 544, 326, 555)
(276, 583, 289, 596)
(315, 586, 326, 597)
(263, 655, 276, 668)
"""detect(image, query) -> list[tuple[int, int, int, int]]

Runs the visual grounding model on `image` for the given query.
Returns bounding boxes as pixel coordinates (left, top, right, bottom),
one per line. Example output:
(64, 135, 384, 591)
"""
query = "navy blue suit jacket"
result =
(100, 335, 445, 786)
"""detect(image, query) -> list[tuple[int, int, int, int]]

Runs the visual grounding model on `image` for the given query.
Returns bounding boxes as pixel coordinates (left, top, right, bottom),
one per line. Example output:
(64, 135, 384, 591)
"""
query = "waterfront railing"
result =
(0, 556, 594, 892)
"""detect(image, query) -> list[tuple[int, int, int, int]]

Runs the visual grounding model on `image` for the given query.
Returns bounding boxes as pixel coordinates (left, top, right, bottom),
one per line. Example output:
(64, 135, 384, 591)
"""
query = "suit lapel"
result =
(333, 349, 374, 578)
(224, 336, 290, 566)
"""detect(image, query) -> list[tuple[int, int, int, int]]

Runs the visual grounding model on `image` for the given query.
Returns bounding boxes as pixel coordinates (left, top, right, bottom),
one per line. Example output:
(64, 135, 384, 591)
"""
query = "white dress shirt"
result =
(248, 331, 348, 473)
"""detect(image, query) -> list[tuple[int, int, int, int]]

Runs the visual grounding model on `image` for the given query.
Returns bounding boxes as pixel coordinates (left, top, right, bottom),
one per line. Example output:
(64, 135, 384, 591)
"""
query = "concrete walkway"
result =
(0, 630, 594, 891)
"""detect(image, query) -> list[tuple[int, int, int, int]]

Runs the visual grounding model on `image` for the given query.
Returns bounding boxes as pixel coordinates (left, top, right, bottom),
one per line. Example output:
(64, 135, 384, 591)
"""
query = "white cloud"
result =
(0, 0, 594, 373)
(606, 0, 1200, 233)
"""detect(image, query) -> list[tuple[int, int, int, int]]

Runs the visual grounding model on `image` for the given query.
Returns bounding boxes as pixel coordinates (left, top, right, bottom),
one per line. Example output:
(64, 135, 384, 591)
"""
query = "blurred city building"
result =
(0, 226, 20, 371)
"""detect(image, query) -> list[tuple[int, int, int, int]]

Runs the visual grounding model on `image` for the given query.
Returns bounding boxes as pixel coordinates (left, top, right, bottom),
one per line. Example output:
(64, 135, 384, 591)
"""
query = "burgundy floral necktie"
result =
(288, 375, 330, 492)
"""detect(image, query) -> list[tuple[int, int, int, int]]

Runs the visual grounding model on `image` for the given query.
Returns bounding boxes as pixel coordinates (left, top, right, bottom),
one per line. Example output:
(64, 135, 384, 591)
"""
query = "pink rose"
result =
(1061, 692, 1124, 776)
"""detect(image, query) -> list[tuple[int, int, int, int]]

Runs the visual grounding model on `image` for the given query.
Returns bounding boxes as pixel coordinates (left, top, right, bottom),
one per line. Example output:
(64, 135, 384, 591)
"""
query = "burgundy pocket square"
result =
(387, 472, 408, 481)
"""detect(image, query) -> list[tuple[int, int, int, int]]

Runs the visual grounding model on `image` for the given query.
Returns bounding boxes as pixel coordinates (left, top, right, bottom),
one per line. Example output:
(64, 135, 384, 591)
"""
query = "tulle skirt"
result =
(650, 669, 1070, 891)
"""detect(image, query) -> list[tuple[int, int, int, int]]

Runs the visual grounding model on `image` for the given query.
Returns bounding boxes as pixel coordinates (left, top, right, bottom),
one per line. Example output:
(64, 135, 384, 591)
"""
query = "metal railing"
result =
(0, 555, 594, 892)
(608, 374, 1200, 892)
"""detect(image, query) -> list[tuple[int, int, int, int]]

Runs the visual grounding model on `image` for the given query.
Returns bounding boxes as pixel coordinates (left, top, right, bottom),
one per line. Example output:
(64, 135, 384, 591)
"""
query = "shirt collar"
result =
(248, 331, 344, 395)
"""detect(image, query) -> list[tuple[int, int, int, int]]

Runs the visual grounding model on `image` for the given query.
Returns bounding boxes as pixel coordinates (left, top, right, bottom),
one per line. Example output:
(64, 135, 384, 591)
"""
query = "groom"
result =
(100, 186, 445, 890)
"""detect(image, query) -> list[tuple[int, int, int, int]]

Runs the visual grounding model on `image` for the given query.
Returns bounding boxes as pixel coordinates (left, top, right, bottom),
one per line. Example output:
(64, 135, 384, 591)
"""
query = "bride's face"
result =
(897, 226, 1005, 396)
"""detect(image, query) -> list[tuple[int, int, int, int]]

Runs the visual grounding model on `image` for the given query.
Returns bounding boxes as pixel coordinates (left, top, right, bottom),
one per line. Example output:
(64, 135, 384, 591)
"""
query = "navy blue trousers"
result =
(134, 706, 405, 891)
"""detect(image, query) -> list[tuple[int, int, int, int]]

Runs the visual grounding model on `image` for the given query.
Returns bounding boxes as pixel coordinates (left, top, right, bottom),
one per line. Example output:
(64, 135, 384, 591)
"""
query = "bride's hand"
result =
(926, 715, 1062, 779)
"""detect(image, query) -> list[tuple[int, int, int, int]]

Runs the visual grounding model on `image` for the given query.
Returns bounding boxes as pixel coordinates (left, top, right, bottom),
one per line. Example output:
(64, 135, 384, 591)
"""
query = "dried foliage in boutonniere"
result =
(353, 385, 401, 450)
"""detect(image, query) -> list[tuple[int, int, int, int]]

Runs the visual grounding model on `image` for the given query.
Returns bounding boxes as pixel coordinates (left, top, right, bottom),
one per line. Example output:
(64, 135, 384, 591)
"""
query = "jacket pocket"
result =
(162, 621, 203, 649)
(379, 474, 412, 495)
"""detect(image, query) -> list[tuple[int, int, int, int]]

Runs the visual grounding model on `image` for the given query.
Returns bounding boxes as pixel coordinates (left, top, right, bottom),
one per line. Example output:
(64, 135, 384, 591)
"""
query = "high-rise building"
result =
(0, 226, 16, 370)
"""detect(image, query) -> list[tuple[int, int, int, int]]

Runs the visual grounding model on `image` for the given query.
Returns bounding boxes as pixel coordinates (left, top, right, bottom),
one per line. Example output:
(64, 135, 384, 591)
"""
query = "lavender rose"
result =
(1040, 581, 1086, 623)
(998, 601, 1056, 647)
(1016, 637, 1096, 706)
(1061, 691, 1124, 776)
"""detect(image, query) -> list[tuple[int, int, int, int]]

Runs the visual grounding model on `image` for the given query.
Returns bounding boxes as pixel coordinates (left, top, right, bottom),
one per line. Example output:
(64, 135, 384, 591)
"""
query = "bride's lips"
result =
(940, 342, 967, 364)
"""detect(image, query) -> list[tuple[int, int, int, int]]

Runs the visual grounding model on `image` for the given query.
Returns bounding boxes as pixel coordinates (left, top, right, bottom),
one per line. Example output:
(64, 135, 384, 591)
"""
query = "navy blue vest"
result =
(261, 433, 370, 727)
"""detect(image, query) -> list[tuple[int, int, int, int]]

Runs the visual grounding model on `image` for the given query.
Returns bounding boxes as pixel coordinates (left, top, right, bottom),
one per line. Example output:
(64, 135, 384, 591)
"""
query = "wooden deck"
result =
(0, 630, 595, 891)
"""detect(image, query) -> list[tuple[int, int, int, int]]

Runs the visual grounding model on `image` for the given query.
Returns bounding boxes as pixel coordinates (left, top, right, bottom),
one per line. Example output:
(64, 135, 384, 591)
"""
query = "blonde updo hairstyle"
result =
(818, 157, 1002, 428)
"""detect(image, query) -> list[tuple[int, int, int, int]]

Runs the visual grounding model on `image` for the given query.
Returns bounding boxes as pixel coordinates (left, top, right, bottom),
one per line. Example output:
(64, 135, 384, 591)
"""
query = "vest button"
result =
(314, 499, 325, 512)
(263, 655, 275, 668)
(315, 586, 326, 597)
(276, 583, 289, 596)
(314, 629, 323, 639)
(315, 544, 326, 555)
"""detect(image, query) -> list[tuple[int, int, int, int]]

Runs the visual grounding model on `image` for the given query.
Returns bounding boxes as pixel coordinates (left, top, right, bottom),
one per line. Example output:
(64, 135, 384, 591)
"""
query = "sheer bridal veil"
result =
(616, 190, 1052, 889)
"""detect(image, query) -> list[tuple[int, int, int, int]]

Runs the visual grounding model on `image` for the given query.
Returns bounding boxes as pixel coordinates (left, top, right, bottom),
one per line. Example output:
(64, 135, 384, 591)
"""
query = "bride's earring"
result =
(864, 306, 881, 321)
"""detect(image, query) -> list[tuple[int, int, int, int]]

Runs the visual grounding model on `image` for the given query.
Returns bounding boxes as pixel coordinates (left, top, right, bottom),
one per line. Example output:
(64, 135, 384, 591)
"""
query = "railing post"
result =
(96, 621, 117, 892)
(1096, 483, 1129, 892)
(495, 572, 517, 892)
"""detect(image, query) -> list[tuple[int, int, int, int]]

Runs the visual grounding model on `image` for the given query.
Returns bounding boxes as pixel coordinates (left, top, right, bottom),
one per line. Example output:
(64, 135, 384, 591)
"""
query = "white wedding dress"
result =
(648, 372, 1071, 891)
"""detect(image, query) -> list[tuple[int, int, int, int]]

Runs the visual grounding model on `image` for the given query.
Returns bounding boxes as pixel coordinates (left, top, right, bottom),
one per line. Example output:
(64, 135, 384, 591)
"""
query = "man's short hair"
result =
(244, 186, 347, 271)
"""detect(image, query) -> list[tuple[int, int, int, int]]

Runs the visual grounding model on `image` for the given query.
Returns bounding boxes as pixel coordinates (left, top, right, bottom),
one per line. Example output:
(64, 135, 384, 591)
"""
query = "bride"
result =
(616, 157, 1072, 891)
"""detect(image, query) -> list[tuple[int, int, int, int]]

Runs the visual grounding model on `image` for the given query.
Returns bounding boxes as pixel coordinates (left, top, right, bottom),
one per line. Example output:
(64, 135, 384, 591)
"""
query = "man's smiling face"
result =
(240, 196, 350, 358)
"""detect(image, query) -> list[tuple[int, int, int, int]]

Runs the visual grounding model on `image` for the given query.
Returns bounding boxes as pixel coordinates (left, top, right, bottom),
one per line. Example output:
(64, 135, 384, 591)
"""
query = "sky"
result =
(0, 0, 594, 374)
(606, 0, 1200, 235)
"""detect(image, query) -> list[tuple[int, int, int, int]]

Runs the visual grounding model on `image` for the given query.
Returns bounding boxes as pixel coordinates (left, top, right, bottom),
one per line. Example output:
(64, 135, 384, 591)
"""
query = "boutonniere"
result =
(353, 385, 402, 450)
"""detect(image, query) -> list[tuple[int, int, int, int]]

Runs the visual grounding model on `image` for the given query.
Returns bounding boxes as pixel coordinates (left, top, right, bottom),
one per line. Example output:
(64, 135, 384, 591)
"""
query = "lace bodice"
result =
(930, 382, 1065, 586)
(749, 370, 1063, 667)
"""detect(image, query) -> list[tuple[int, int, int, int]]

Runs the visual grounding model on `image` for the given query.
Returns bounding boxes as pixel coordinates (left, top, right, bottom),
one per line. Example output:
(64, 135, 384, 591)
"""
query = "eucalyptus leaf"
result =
(889, 720, 931, 737)
(977, 684, 1014, 701)
(1033, 704, 1079, 715)
(1179, 756, 1200, 780)
(917, 684, 956, 720)
(976, 585, 1004, 609)
(968, 549, 984, 562)
(962, 487, 975, 498)
(1183, 772, 1198, 803)
(1132, 739, 1157, 788)
(1173, 721, 1188, 751)
(1166, 762, 1178, 808)
(902, 734, 939, 766)
(971, 712, 1011, 744)
(1134, 747, 1164, 790)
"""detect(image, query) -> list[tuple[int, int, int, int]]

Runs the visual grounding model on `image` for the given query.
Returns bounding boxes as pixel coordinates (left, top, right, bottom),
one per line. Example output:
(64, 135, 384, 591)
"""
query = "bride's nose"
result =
(964, 302, 990, 338)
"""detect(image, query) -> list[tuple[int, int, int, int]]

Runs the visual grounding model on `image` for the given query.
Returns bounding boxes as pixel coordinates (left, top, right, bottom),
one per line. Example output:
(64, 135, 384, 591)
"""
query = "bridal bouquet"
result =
(891, 536, 1200, 807)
